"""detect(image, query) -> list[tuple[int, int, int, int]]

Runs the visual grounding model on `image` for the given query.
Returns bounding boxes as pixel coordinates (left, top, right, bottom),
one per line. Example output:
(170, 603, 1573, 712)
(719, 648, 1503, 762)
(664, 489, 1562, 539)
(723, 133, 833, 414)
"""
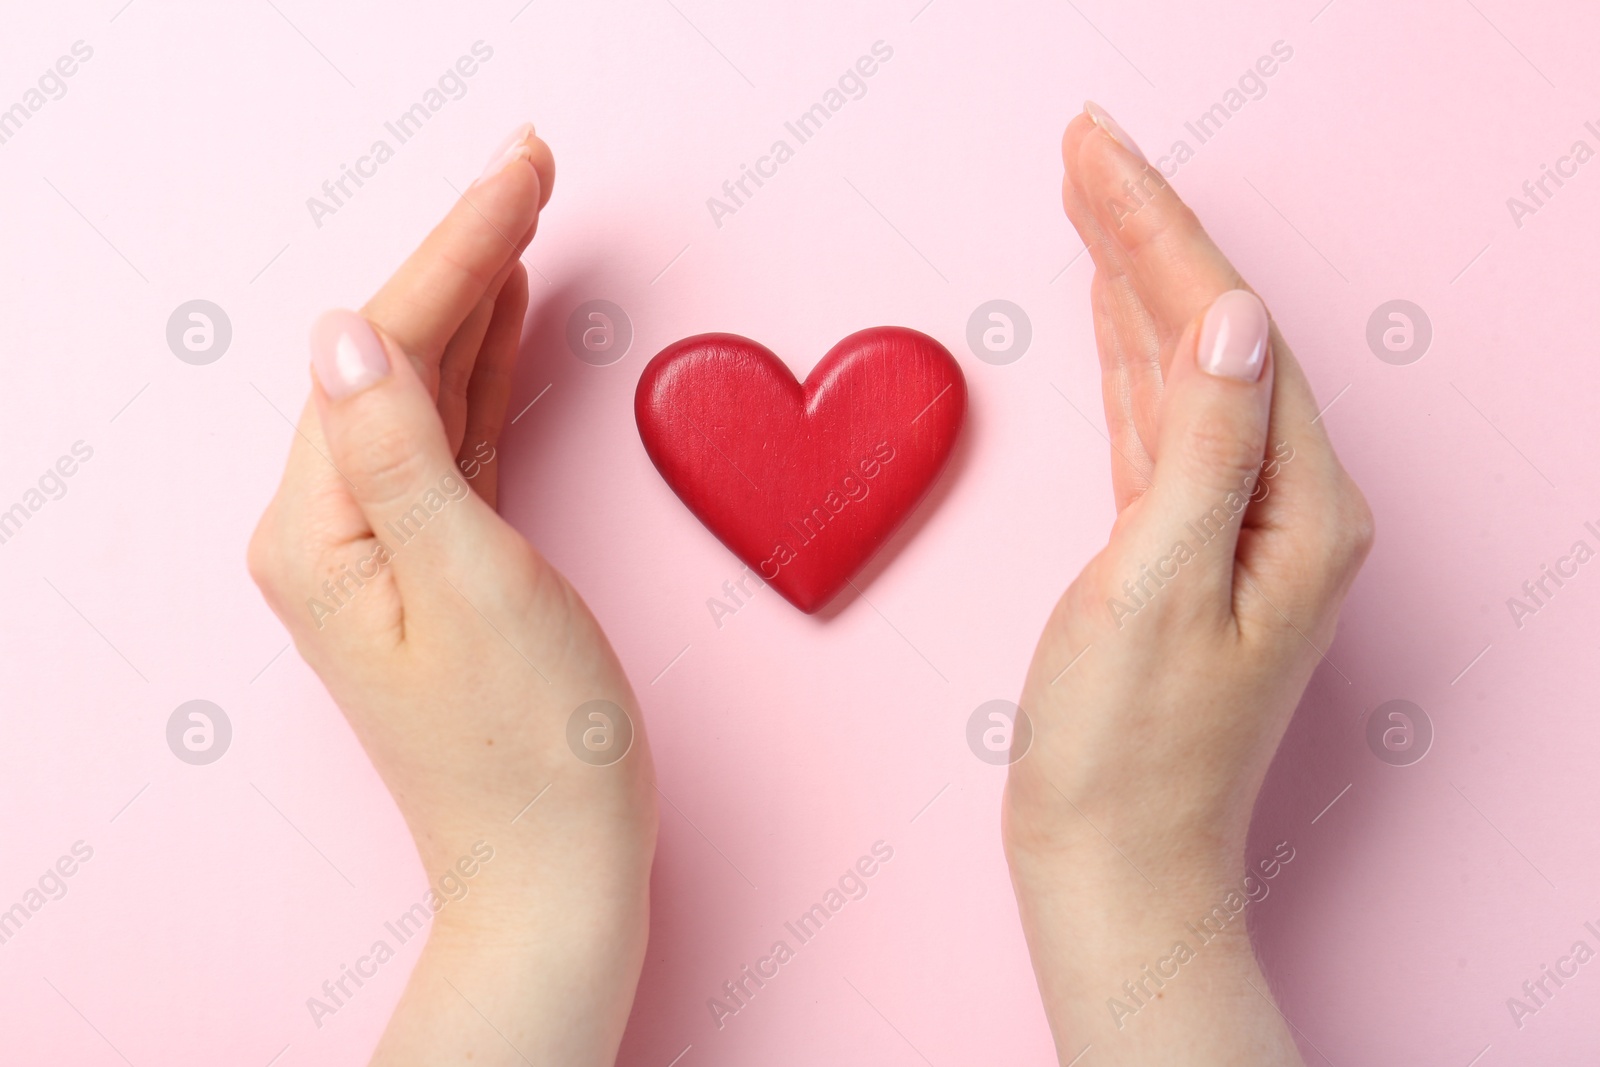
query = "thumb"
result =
(309, 308, 477, 585)
(1132, 289, 1274, 608)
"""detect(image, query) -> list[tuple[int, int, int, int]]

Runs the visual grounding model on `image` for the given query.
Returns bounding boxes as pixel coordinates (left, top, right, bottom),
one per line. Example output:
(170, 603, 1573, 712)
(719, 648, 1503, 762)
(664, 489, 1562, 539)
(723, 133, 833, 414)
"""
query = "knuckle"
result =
(436, 245, 500, 295)
(1137, 194, 1198, 250)
(1177, 412, 1265, 488)
(246, 516, 282, 593)
(1330, 479, 1376, 565)
(344, 424, 428, 504)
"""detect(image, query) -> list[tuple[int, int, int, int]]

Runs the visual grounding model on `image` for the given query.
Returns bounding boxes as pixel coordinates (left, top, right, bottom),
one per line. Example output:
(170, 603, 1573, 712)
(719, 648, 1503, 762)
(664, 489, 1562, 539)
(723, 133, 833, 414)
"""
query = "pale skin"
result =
(248, 108, 1370, 1064)
(1003, 110, 1373, 1064)
(249, 125, 656, 1066)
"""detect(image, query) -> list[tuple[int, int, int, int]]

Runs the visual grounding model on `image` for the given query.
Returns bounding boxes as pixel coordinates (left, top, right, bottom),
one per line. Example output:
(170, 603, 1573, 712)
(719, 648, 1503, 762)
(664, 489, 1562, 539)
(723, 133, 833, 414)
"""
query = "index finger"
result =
(362, 123, 554, 378)
(1065, 105, 1360, 584)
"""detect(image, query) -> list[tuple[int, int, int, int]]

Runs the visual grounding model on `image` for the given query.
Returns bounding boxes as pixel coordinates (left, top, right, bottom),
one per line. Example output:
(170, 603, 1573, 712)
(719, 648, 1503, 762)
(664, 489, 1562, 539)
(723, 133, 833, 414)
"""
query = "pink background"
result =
(2, 1, 1597, 1064)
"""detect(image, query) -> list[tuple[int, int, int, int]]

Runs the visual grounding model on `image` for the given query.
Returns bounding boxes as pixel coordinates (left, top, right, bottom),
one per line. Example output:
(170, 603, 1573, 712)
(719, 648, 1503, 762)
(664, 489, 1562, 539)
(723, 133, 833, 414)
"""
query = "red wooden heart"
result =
(635, 327, 967, 614)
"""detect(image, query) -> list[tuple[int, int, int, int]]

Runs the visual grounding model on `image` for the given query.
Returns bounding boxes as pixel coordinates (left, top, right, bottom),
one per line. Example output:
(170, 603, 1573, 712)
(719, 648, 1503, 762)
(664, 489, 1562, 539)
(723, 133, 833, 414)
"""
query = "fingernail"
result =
(477, 122, 535, 183)
(1084, 101, 1146, 163)
(311, 309, 390, 399)
(1198, 290, 1270, 382)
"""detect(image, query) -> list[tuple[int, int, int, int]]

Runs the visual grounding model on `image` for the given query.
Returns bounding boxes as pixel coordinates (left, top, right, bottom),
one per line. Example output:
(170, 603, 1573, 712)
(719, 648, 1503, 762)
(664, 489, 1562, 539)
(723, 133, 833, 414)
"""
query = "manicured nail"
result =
(310, 309, 390, 399)
(477, 122, 535, 183)
(1198, 290, 1270, 382)
(1084, 100, 1146, 163)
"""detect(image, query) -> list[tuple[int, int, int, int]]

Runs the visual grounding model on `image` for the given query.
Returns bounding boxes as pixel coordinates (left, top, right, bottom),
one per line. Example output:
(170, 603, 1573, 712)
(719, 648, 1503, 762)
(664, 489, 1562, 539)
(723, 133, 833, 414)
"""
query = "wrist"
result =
(1004, 783, 1309, 1058)
(371, 860, 650, 1067)
(402, 814, 654, 946)
(1006, 840, 1261, 975)
(1006, 833, 1289, 1062)
(1002, 772, 1248, 898)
